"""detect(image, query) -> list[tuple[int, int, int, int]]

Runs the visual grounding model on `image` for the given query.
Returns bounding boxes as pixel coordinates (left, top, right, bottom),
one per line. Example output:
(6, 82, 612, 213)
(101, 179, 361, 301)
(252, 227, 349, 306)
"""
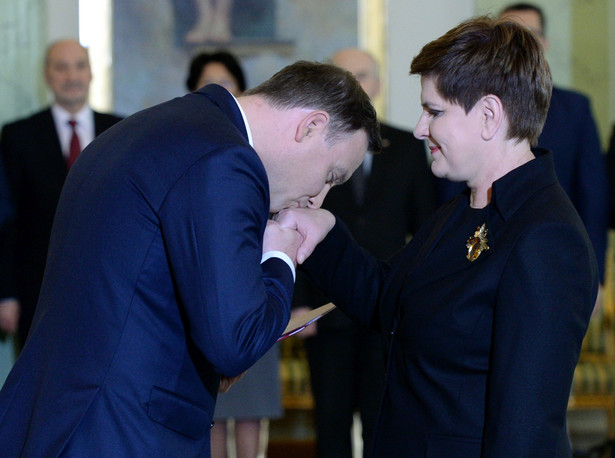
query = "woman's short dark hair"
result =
(244, 60, 381, 154)
(186, 50, 246, 92)
(410, 16, 552, 145)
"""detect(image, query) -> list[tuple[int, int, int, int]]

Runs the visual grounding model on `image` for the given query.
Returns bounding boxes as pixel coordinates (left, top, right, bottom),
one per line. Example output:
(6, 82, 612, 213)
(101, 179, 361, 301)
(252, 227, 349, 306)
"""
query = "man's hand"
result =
(218, 372, 246, 393)
(263, 220, 304, 266)
(0, 298, 20, 336)
(275, 208, 335, 264)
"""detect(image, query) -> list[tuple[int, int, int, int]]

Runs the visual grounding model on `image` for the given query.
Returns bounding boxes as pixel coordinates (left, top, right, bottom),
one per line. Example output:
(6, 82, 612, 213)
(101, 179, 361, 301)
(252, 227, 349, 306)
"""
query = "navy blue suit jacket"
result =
(302, 151, 597, 456)
(0, 85, 294, 456)
(435, 87, 608, 281)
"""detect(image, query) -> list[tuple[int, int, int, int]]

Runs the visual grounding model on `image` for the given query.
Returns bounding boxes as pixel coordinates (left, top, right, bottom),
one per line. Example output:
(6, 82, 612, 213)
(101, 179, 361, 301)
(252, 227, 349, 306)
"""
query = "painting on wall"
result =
(113, 0, 359, 116)
(170, 0, 276, 47)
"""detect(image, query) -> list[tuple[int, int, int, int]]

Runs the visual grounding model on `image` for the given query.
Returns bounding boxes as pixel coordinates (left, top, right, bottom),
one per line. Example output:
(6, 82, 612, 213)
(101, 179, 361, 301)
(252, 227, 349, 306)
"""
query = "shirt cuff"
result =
(261, 251, 295, 282)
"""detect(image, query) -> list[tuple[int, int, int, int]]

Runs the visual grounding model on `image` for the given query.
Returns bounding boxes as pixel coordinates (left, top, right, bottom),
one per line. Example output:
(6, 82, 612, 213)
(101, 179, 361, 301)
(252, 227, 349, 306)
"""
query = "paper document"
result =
(278, 303, 336, 341)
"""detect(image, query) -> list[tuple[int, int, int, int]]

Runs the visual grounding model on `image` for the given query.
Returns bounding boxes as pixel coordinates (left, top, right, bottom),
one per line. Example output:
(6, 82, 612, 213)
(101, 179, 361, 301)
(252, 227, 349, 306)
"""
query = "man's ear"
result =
(480, 95, 504, 141)
(295, 111, 330, 142)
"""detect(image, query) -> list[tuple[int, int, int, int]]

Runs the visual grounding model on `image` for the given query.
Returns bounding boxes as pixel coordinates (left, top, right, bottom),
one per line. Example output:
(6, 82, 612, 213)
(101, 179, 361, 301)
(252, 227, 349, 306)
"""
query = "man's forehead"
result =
(48, 44, 88, 62)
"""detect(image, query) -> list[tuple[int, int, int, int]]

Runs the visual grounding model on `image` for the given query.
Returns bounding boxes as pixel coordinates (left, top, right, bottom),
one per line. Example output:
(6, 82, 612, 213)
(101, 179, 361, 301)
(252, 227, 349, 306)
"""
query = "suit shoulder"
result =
(551, 86, 591, 110)
(94, 111, 123, 121)
(379, 122, 426, 162)
(2, 108, 52, 133)
(379, 122, 414, 139)
(380, 122, 422, 148)
(94, 111, 123, 125)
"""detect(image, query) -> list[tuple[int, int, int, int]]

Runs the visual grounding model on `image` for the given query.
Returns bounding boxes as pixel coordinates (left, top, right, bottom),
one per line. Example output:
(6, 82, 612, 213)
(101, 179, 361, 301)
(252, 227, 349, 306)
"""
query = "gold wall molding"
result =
(359, 0, 387, 118)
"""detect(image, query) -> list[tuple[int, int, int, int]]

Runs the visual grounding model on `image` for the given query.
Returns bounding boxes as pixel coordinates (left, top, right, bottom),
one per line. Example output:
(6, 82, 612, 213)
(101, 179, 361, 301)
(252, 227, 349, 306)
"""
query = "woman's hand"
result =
(263, 220, 304, 266)
(274, 208, 335, 264)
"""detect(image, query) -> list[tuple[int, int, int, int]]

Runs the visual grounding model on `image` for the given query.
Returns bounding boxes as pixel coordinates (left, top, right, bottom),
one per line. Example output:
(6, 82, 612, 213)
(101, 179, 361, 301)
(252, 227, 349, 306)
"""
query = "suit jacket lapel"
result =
(379, 194, 497, 333)
(38, 108, 68, 173)
(93, 111, 116, 136)
(378, 151, 556, 335)
(408, 207, 496, 291)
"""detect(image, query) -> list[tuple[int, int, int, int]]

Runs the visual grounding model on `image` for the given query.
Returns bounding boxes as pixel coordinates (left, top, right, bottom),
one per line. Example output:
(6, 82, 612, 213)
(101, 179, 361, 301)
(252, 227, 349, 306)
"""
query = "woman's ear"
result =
(480, 95, 504, 141)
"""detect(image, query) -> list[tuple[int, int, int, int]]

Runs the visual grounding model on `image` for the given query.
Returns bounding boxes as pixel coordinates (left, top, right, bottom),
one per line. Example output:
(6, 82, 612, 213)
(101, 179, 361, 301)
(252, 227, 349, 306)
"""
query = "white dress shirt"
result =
(51, 104, 95, 158)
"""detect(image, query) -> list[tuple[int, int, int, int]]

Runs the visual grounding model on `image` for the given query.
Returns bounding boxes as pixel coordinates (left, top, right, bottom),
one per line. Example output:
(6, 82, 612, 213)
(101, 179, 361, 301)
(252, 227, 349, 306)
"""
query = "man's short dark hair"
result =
(245, 61, 381, 154)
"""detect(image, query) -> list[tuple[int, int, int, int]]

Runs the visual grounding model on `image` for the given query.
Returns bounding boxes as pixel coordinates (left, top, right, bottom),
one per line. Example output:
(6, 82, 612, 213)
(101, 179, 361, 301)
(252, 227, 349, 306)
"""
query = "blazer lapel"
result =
(379, 194, 497, 333)
(38, 109, 68, 173)
(413, 213, 496, 288)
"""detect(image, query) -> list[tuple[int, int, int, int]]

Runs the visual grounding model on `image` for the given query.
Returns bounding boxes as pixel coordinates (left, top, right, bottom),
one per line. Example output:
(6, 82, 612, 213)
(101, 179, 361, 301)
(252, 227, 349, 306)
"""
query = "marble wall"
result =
(0, 0, 46, 128)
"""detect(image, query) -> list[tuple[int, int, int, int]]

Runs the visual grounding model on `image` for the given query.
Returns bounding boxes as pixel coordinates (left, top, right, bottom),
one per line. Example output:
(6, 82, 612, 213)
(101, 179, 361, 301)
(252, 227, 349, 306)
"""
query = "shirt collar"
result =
(51, 103, 93, 125)
(229, 93, 253, 147)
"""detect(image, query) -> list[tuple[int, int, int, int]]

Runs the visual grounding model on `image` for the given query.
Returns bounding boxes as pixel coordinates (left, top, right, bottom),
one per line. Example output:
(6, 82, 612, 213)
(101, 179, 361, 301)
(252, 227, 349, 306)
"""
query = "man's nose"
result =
(307, 183, 332, 209)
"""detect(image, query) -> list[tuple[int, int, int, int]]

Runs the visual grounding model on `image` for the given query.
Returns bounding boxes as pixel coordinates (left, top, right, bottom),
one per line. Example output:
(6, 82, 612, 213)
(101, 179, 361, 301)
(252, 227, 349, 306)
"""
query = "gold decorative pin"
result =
(466, 223, 489, 262)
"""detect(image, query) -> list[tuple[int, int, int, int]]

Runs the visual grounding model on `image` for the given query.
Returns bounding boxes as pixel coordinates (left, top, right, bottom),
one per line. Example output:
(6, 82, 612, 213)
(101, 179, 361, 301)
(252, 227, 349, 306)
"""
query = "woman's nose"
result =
(413, 113, 429, 140)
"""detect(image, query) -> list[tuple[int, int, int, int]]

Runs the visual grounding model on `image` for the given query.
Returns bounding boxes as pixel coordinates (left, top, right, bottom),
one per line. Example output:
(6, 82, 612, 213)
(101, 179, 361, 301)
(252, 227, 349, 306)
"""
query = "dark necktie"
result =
(67, 119, 81, 168)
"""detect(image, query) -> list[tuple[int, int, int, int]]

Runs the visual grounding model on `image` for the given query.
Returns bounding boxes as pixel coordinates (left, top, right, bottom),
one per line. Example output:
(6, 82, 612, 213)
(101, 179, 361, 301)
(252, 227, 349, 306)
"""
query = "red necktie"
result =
(67, 119, 81, 168)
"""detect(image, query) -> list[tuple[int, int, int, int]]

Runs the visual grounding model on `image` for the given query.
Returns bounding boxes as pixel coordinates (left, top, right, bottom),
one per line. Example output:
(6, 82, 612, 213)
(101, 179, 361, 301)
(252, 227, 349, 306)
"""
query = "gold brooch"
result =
(466, 223, 489, 262)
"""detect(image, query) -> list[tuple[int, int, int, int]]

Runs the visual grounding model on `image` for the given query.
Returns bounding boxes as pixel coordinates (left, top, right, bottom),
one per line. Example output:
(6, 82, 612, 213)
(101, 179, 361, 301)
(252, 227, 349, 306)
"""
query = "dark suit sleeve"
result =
(301, 219, 386, 328)
(0, 151, 12, 224)
(158, 146, 293, 377)
(0, 155, 15, 299)
(0, 126, 19, 299)
(483, 223, 596, 454)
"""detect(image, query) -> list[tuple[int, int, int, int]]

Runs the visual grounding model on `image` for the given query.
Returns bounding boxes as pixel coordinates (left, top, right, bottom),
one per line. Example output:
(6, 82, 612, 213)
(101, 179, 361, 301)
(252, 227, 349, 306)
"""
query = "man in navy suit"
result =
(0, 61, 380, 456)
(0, 40, 123, 349)
(437, 3, 608, 301)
